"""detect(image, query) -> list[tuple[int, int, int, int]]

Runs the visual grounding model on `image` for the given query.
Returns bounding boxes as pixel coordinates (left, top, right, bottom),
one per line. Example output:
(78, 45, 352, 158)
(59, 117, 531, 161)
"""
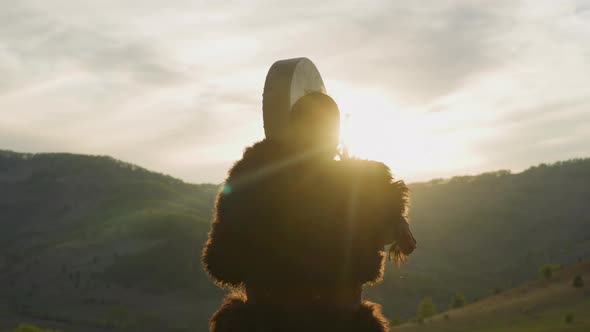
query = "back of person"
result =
(202, 92, 416, 332)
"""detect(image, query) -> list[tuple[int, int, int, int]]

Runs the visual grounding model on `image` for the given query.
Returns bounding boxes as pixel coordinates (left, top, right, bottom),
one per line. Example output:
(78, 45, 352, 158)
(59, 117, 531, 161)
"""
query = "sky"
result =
(1, 0, 589, 184)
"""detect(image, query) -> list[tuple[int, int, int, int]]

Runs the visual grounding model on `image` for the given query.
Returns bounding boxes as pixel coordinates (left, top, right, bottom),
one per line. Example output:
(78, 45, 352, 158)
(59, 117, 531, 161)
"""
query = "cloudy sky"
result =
(1, 0, 589, 183)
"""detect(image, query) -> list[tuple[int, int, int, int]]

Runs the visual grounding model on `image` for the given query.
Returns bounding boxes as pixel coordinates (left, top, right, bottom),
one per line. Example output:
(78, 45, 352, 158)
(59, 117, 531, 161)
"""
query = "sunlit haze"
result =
(1, 1, 589, 183)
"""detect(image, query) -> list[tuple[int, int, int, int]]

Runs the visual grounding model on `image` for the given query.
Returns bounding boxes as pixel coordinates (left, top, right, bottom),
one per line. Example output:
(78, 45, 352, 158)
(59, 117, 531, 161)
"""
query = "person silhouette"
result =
(202, 92, 416, 332)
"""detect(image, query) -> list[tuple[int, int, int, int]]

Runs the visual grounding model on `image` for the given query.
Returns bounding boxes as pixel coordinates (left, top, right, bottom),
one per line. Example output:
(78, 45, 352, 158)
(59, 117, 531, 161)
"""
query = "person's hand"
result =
(388, 221, 417, 266)
(396, 222, 416, 255)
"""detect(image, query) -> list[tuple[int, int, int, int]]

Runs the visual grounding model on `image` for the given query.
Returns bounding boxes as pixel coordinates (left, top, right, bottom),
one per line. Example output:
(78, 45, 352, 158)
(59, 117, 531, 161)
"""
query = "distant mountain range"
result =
(1, 149, 589, 331)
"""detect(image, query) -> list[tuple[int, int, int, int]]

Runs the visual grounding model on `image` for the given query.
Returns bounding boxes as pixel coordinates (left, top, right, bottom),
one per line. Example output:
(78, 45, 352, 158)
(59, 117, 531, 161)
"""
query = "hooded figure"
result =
(202, 92, 416, 332)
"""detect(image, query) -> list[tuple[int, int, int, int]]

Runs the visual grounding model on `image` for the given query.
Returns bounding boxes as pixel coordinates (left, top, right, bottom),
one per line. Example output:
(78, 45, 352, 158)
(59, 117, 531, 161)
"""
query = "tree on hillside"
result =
(390, 316, 401, 326)
(450, 291, 466, 309)
(539, 263, 561, 280)
(417, 297, 437, 320)
(573, 275, 584, 288)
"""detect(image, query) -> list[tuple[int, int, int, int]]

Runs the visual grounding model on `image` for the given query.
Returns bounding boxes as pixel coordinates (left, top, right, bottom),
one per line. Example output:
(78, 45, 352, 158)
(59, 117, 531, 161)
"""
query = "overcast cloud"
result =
(1, 0, 589, 183)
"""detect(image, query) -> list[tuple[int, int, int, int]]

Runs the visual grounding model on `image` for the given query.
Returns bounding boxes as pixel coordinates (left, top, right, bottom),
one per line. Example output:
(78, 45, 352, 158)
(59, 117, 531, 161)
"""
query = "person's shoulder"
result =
(227, 139, 285, 178)
(242, 139, 281, 158)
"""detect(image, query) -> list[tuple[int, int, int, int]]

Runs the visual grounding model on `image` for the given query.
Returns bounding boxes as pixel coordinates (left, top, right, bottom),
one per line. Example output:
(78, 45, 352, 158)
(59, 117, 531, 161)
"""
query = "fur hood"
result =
(209, 293, 390, 332)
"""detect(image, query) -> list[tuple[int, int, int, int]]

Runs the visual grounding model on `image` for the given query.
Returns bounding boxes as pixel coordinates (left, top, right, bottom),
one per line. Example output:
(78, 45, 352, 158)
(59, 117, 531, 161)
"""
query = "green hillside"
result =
(0, 150, 221, 331)
(1, 150, 589, 331)
(367, 159, 590, 319)
(393, 261, 590, 332)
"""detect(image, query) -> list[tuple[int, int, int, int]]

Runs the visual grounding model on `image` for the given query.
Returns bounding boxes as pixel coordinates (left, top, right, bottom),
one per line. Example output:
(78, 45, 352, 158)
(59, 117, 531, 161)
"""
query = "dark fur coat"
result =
(202, 139, 409, 331)
(210, 293, 389, 332)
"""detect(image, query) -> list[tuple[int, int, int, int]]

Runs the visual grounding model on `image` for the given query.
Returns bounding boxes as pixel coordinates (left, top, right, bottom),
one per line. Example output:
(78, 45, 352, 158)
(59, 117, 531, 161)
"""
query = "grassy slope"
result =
(393, 261, 590, 332)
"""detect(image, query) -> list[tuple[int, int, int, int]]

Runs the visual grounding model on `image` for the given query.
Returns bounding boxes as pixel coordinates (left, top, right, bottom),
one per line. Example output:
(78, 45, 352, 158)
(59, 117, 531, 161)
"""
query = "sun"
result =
(328, 81, 446, 182)
(329, 82, 404, 160)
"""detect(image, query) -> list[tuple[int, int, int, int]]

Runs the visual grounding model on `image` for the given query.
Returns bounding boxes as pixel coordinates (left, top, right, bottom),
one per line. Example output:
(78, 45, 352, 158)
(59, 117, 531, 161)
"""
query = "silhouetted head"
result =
(288, 92, 340, 154)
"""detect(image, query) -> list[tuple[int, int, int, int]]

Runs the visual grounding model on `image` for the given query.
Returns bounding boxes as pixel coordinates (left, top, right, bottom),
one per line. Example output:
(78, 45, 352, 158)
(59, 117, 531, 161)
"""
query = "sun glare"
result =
(328, 81, 481, 182)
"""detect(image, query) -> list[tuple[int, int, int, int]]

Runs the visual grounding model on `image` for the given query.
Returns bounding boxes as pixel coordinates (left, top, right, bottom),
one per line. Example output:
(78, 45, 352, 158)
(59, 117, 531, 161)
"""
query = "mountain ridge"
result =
(4, 148, 590, 187)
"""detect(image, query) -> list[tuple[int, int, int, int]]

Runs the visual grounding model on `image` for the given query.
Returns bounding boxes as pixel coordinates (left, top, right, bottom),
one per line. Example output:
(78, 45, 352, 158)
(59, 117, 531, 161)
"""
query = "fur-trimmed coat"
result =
(202, 139, 411, 331)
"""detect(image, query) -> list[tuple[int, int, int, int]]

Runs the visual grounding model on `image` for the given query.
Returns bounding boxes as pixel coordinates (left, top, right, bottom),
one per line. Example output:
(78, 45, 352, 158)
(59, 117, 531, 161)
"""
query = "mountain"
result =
(366, 158, 590, 319)
(0, 150, 220, 331)
(0, 150, 589, 331)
